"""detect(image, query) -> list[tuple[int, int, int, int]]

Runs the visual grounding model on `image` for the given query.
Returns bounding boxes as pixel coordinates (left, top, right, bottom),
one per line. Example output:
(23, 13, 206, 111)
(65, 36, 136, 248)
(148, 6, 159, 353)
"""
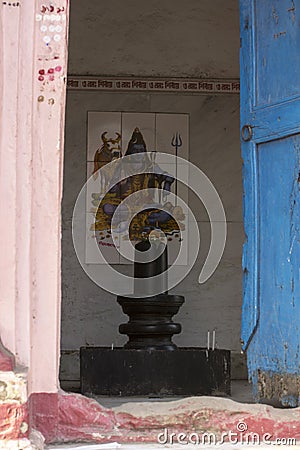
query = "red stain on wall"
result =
(28, 391, 300, 445)
(0, 403, 28, 440)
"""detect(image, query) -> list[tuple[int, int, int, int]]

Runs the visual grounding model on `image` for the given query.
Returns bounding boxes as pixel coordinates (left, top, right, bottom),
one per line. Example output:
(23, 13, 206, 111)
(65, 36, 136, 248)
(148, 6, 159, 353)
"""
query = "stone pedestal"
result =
(80, 239, 230, 397)
(80, 347, 231, 397)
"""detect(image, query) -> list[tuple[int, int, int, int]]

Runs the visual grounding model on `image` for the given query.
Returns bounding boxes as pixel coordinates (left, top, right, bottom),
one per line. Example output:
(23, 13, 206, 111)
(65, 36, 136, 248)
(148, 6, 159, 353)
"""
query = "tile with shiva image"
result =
(85, 212, 120, 264)
(85, 112, 190, 265)
(121, 112, 155, 156)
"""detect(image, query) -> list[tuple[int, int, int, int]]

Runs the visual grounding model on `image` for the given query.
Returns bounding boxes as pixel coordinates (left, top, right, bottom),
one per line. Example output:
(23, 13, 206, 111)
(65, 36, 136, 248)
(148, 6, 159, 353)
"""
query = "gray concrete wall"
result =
(67, 0, 240, 79)
(61, 0, 243, 385)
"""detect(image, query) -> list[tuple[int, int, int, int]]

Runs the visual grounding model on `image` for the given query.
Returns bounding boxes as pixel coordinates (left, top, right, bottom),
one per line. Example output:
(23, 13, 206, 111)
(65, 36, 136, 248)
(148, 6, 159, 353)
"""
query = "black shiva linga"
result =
(80, 237, 231, 397)
(117, 238, 184, 351)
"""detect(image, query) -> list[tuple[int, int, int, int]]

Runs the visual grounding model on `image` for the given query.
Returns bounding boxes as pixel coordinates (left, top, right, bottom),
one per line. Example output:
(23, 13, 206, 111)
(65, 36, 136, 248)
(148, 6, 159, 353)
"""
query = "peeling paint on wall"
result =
(256, 370, 300, 407)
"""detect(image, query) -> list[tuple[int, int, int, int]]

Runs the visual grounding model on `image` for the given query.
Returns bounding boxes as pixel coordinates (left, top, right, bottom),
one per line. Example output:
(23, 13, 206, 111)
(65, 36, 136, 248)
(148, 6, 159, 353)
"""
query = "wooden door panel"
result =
(240, 0, 300, 405)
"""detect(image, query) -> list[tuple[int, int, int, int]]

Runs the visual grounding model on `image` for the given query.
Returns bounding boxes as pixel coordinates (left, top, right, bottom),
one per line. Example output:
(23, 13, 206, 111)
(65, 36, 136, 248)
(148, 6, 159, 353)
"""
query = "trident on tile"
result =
(171, 132, 182, 199)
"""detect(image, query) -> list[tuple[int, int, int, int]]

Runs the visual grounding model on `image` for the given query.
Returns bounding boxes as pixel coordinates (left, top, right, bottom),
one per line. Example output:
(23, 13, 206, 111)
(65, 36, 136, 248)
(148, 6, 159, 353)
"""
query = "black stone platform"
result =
(80, 347, 231, 397)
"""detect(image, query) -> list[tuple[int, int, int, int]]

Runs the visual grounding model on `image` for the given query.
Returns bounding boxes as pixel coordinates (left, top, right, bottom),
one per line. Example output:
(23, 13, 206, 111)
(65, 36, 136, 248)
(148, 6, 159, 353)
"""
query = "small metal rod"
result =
(212, 330, 216, 351)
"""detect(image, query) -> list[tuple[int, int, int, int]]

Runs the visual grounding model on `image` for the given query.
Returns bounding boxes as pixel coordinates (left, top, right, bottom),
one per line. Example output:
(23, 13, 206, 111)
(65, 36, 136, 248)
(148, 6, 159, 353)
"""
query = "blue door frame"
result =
(240, 0, 300, 407)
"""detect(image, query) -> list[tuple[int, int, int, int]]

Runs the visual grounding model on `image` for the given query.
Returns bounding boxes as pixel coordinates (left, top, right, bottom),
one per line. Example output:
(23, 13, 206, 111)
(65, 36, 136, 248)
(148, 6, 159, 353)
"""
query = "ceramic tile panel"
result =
(85, 112, 190, 265)
(87, 111, 122, 162)
(85, 212, 120, 264)
(121, 112, 156, 154)
(155, 113, 189, 163)
(85, 162, 121, 214)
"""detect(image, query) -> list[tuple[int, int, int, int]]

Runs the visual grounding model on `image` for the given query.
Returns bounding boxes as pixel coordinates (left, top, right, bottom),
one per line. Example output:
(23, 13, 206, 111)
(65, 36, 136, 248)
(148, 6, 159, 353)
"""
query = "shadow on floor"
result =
(92, 380, 254, 408)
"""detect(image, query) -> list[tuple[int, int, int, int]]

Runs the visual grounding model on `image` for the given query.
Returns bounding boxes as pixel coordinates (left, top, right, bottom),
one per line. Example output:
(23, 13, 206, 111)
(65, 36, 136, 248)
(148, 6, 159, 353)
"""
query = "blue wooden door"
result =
(240, 0, 300, 407)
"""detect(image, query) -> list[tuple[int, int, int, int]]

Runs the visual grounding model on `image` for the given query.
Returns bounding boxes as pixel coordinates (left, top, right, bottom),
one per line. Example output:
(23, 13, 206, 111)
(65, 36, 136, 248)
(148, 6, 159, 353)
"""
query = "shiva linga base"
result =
(80, 238, 231, 397)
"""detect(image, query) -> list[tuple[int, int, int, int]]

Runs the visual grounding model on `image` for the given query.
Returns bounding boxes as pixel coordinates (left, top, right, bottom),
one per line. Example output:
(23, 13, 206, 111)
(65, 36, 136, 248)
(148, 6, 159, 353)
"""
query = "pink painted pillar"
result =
(0, 0, 69, 393)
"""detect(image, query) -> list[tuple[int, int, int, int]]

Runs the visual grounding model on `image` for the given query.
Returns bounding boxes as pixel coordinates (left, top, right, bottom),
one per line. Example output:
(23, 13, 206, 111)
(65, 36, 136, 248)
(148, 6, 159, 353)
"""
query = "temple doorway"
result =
(60, 0, 245, 399)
